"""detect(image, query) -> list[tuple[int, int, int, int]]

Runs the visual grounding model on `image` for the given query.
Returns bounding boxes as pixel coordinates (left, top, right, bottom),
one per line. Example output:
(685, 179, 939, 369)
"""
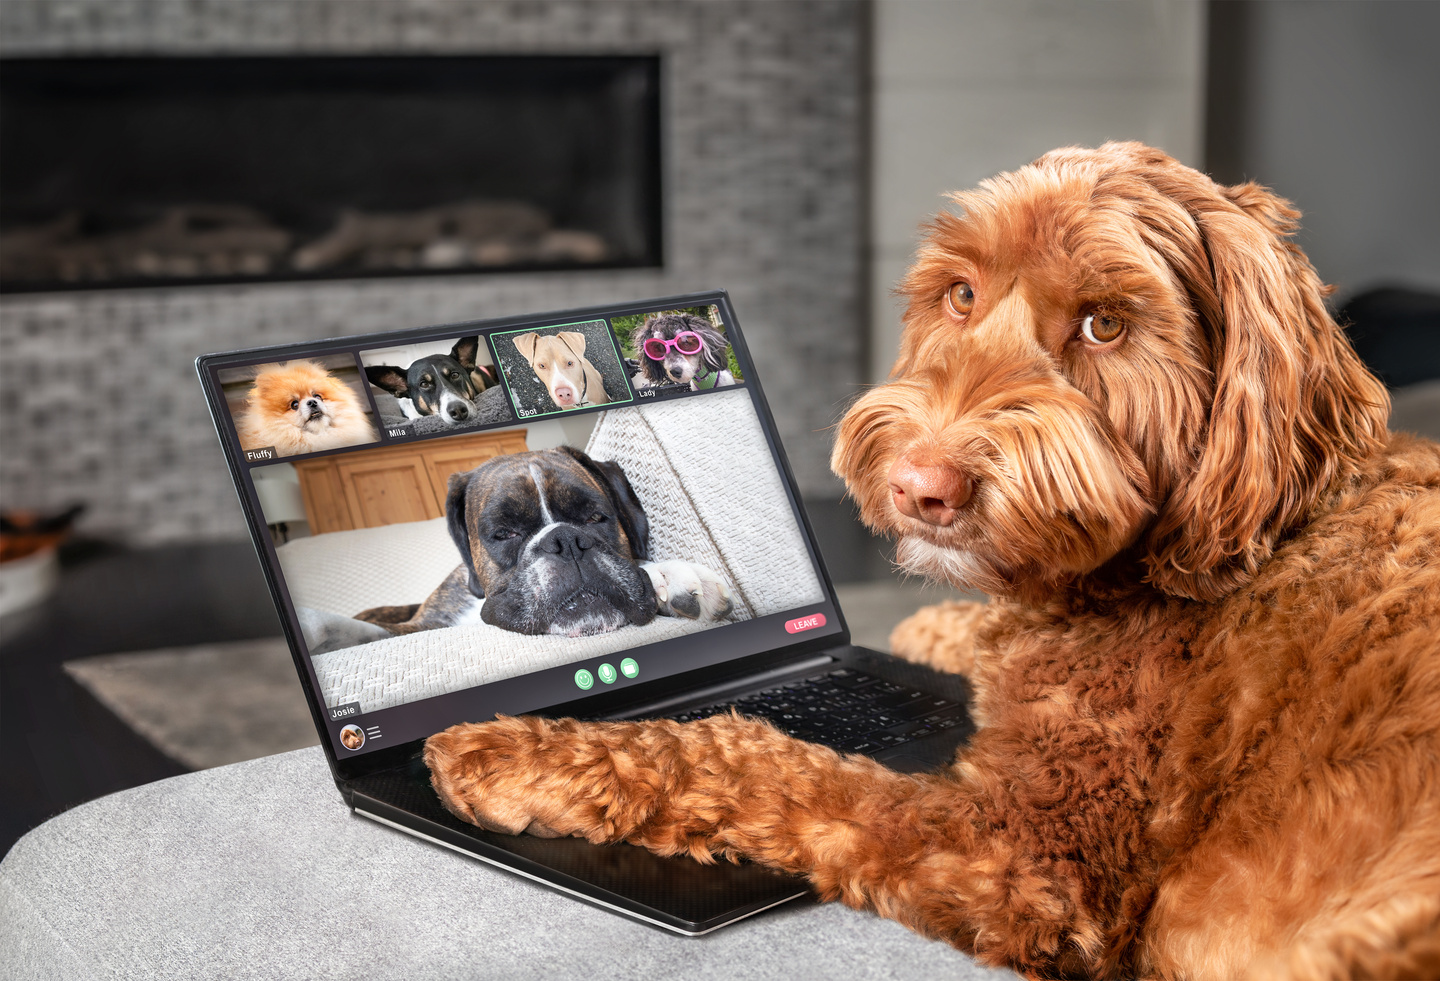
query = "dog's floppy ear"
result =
(633, 316, 658, 343)
(365, 365, 410, 397)
(555, 445, 651, 561)
(450, 336, 480, 370)
(469, 364, 495, 392)
(696, 322, 730, 372)
(511, 332, 540, 363)
(1132, 152, 1389, 600)
(556, 330, 588, 356)
(445, 470, 485, 598)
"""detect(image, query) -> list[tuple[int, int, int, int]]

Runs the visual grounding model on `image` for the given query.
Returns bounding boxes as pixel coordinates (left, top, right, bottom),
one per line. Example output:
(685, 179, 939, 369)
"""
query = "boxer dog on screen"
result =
(356, 447, 731, 637)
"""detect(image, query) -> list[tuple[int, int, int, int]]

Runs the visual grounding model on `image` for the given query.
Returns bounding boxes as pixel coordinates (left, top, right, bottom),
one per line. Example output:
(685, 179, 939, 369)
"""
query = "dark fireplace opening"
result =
(0, 55, 662, 292)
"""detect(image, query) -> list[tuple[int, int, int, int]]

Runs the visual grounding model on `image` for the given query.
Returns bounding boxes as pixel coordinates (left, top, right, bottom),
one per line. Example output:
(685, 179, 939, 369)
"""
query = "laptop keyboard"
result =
(663, 668, 966, 755)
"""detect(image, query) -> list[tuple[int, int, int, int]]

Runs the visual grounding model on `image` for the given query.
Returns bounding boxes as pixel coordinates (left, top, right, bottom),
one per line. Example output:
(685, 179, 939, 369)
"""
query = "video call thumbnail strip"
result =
(216, 301, 746, 466)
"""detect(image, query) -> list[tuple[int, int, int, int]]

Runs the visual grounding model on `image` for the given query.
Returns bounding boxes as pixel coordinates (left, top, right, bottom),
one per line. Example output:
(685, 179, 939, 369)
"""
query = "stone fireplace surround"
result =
(0, 0, 865, 545)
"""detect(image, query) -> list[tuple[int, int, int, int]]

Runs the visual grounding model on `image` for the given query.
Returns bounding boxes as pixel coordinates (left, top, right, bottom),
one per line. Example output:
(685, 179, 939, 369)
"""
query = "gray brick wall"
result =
(0, 0, 864, 543)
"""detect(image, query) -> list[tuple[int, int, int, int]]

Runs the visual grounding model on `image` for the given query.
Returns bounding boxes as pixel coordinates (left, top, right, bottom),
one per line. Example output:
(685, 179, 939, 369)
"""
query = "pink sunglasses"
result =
(643, 331, 704, 361)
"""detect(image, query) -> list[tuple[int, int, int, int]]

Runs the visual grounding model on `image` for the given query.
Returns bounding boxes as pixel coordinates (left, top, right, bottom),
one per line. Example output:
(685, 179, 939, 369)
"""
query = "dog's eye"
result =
(491, 529, 518, 541)
(946, 281, 975, 317)
(566, 360, 575, 367)
(289, 399, 299, 410)
(1080, 313, 1125, 344)
(312, 392, 321, 399)
(587, 512, 607, 524)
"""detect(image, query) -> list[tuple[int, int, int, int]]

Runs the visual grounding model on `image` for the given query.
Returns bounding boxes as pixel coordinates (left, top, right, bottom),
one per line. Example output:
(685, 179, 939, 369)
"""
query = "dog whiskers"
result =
(894, 537, 1000, 593)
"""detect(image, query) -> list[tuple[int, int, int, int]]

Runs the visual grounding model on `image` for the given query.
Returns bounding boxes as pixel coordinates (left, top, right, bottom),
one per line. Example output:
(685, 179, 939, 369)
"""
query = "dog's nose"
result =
(553, 386, 575, 405)
(542, 526, 594, 561)
(887, 455, 972, 526)
(448, 402, 470, 421)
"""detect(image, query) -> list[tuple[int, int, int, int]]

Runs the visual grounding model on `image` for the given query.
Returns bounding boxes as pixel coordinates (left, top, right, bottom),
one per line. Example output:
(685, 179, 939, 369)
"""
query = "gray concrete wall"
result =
(0, 0, 865, 543)
(868, 0, 1206, 381)
(1206, 0, 1440, 301)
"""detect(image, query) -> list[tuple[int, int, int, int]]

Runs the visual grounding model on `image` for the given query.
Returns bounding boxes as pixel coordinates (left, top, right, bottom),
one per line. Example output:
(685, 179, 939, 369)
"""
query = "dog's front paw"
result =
(424, 716, 650, 842)
(890, 600, 988, 677)
(641, 561, 734, 620)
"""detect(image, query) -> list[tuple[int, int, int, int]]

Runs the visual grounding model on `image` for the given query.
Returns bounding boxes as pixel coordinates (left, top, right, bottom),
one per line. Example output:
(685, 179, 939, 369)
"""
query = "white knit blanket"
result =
(281, 389, 824, 711)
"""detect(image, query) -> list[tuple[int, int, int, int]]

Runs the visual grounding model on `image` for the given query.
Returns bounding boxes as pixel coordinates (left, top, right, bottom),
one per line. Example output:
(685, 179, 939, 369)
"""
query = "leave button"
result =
(784, 612, 827, 634)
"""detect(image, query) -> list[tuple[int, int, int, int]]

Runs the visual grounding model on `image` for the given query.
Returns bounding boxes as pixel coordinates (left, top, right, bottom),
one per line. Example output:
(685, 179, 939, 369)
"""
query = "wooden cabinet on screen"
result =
(293, 429, 528, 533)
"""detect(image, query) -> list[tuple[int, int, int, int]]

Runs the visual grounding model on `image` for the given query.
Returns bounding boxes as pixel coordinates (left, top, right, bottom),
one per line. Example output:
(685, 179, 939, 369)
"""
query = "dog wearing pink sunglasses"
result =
(630, 312, 737, 391)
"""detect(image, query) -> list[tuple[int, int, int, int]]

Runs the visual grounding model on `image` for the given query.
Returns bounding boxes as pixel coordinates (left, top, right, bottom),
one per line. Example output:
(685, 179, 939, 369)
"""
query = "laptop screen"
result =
(199, 293, 844, 759)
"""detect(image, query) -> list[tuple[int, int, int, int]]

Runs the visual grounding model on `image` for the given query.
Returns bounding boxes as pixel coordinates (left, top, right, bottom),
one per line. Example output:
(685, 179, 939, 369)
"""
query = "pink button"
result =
(784, 613, 827, 634)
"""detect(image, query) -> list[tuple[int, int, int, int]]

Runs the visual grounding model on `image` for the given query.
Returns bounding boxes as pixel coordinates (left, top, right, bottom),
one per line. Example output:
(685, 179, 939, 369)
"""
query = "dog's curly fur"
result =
(424, 144, 1440, 979)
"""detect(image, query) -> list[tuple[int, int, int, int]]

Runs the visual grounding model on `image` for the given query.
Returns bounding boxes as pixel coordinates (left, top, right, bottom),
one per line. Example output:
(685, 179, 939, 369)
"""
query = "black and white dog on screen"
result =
(365, 336, 496, 427)
(355, 447, 733, 638)
(630, 313, 736, 391)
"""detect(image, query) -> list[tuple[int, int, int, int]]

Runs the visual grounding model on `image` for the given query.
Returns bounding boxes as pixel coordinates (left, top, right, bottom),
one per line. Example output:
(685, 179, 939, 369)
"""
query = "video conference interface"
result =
(210, 301, 836, 756)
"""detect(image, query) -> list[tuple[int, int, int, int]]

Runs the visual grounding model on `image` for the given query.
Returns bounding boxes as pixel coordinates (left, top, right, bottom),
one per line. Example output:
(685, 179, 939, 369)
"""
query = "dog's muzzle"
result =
(534, 524, 599, 563)
(887, 453, 973, 527)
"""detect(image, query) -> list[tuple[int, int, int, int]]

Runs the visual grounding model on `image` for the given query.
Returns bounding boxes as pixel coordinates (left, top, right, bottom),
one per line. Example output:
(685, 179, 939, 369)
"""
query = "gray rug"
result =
(64, 638, 318, 770)
(837, 578, 983, 652)
(62, 579, 977, 770)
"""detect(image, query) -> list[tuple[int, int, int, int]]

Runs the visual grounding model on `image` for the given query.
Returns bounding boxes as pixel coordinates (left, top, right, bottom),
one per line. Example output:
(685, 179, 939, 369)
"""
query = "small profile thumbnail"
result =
(339, 724, 365, 750)
(359, 335, 513, 435)
(218, 353, 379, 461)
(611, 304, 743, 393)
(493, 320, 633, 418)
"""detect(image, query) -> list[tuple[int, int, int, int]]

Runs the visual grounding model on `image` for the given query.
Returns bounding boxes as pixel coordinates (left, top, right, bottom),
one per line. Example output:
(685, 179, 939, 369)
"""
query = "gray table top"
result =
(1, 746, 1015, 981)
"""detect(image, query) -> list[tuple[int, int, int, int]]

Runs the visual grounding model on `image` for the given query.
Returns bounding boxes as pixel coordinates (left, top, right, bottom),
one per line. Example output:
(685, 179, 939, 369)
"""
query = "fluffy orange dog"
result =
(425, 144, 1440, 979)
(237, 360, 377, 458)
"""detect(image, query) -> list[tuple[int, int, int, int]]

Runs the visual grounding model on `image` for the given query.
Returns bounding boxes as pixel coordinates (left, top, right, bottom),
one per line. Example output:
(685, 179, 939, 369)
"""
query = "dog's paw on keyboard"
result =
(641, 560, 734, 620)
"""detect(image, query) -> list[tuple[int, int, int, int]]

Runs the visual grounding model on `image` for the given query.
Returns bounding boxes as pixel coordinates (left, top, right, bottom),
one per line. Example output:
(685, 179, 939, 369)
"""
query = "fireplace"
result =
(0, 0, 864, 546)
(0, 55, 662, 292)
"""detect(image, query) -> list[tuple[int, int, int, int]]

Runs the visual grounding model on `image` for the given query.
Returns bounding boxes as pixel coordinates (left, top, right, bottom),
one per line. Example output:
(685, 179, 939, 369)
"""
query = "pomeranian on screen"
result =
(237, 361, 378, 458)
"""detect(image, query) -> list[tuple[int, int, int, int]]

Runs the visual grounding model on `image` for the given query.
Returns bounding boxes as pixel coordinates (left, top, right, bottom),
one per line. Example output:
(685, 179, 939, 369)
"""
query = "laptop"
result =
(197, 290, 974, 936)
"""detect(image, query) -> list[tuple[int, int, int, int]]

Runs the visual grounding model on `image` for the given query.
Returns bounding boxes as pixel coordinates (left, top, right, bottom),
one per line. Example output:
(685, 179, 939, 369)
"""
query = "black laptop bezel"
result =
(196, 289, 855, 790)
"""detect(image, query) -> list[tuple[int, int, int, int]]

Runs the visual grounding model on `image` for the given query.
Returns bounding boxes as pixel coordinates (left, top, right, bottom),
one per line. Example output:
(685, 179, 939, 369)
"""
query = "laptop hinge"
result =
(607, 653, 836, 720)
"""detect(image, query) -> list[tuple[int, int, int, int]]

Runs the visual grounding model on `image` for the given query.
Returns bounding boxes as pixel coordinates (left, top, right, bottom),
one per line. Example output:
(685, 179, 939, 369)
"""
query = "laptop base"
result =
(346, 644, 973, 936)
